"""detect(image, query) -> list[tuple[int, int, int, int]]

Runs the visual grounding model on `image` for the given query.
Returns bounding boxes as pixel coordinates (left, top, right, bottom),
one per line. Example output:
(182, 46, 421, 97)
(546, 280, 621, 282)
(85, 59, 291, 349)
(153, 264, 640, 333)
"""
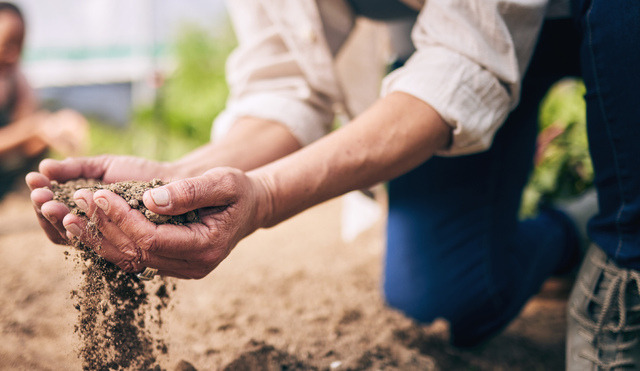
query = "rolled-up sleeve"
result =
(214, 0, 343, 146)
(382, 0, 547, 156)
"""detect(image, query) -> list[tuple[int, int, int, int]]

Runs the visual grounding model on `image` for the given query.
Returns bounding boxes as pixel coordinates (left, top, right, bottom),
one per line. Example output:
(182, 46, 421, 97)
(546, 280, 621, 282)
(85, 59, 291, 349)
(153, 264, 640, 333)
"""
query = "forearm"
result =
(170, 116, 302, 178)
(0, 114, 45, 155)
(0, 73, 44, 155)
(250, 92, 452, 227)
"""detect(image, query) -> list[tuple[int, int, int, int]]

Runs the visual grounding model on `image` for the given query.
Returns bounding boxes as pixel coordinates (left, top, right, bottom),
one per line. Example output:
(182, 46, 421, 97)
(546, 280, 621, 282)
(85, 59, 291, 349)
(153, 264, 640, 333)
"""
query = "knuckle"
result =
(115, 258, 134, 273)
(176, 179, 199, 207)
(138, 249, 150, 264)
(94, 154, 109, 163)
(220, 168, 241, 187)
(113, 238, 137, 255)
(204, 167, 243, 204)
(85, 155, 109, 179)
(124, 206, 142, 221)
(135, 233, 157, 253)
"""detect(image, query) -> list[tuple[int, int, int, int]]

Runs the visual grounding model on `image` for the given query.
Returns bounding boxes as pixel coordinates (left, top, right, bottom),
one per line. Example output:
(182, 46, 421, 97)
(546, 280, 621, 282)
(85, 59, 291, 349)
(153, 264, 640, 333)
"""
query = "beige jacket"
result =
(214, 0, 567, 156)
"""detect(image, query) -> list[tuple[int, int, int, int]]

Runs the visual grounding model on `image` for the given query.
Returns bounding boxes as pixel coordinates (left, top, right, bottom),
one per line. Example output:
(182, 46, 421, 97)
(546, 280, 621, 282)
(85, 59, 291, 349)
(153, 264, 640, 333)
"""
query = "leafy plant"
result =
(520, 78, 593, 217)
(89, 23, 236, 161)
(155, 23, 235, 142)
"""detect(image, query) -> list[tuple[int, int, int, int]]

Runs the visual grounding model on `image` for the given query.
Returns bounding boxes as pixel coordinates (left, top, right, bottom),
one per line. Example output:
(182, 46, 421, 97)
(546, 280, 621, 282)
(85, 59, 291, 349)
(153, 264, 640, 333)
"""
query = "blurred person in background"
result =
(27, 0, 640, 368)
(0, 2, 87, 199)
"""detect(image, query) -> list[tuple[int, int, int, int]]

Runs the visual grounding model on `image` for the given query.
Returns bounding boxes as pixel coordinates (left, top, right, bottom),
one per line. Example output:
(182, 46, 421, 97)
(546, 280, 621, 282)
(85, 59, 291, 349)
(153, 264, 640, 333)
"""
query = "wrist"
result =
(247, 170, 277, 230)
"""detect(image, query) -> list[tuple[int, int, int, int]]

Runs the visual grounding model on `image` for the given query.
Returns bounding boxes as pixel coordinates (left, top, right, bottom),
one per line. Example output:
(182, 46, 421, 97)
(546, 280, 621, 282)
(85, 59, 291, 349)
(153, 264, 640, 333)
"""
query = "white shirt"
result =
(214, 0, 568, 156)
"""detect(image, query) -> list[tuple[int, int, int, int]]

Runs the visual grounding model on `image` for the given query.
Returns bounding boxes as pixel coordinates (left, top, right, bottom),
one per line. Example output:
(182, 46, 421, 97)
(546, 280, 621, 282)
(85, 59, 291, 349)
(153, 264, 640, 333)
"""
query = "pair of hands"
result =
(27, 155, 271, 279)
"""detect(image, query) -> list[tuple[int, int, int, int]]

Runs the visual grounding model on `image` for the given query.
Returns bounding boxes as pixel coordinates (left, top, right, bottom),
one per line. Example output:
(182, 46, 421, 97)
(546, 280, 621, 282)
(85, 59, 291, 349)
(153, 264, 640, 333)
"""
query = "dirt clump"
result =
(222, 339, 317, 371)
(50, 178, 198, 226)
(49, 179, 198, 370)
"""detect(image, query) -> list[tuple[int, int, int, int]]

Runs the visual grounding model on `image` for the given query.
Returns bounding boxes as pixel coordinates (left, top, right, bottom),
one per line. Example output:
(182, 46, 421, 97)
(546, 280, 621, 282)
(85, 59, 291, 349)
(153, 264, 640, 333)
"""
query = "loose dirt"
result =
(48, 179, 197, 371)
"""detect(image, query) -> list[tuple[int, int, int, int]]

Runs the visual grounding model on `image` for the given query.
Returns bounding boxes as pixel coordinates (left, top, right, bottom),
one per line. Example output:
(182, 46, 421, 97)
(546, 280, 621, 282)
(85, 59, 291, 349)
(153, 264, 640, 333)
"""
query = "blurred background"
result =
(12, 0, 592, 216)
(0, 4, 594, 368)
(15, 0, 232, 161)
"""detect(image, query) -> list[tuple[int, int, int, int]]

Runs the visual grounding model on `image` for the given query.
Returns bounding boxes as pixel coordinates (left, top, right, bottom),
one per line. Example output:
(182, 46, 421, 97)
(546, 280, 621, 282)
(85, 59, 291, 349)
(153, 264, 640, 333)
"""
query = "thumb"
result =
(143, 169, 240, 215)
(39, 156, 111, 182)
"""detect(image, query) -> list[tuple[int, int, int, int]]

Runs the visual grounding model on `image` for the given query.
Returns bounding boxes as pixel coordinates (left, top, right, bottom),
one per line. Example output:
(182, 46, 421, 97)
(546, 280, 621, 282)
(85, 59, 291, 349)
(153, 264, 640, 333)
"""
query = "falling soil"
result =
(49, 179, 199, 371)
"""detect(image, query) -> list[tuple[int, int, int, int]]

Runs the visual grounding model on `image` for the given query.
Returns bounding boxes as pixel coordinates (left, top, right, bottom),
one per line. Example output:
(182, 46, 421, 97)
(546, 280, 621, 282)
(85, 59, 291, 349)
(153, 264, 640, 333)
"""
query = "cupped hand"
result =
(61, 167, 271, 279)
(27, 155, 173, 245)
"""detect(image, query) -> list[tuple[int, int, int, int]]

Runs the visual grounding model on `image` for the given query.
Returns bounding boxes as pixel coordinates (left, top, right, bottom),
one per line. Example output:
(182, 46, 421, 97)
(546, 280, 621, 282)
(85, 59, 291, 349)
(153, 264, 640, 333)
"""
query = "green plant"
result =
(89, 23, 236, 162)
(520, 78, 593, 218)
(155, 23, 235, 143)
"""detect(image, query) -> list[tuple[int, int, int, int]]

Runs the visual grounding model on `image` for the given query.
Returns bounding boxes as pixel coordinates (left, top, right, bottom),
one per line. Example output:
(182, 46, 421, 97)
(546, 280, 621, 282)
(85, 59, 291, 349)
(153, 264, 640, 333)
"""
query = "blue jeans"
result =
(384, 19, 582, 347)
(573, 0, 640, 270)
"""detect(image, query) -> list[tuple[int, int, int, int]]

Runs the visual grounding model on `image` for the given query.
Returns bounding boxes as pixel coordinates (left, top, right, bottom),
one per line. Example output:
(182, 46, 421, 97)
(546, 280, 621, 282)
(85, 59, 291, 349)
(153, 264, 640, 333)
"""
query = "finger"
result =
(31, 187, 54, 206)
(26, 172, 50, 191)
(143, 168, 240, 215)
(34, 208, 67, 245)
(31, 188, 67, 244)
(32, 188, 71, 233)
(75, 190, 205, 275)
(39, 156, 111, 182)
(33, 186, 71, 243)
(40, 196, 70, 223)
(93, 189, 208, 258)
(75, 188, 141, 258)
(78, 189, 187, 269)
(40, 200, 72, 238)
(65, 208, 195, 275)
(63, 212, 138, 273)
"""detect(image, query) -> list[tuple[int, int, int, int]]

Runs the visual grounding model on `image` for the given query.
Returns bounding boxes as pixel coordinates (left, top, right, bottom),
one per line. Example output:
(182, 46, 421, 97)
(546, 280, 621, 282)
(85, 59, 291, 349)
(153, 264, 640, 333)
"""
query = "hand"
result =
(35, 109, 89, 157)
(61, 167, 271, 279)
(27, 155, 173, 245)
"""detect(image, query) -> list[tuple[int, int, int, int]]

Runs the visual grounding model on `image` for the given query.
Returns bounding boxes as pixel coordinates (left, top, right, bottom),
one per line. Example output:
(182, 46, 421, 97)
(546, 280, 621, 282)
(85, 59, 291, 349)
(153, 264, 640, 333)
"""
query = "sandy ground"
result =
(0, 185, 571, 370)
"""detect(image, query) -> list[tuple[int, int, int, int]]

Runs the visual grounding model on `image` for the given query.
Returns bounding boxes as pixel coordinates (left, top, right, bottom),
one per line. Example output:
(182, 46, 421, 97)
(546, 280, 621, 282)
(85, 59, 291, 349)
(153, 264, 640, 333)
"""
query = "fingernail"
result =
(124, 250, 137, 259)
(75, 198, 88, 211)
(150, 188, 170, 206)
(95, 197, 109, 212)
(66, 223, 82, 237)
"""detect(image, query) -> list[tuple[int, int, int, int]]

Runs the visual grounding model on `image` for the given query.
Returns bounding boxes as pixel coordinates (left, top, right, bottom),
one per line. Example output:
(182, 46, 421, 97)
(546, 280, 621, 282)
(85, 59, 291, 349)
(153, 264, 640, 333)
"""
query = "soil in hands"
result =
(49, 179, 199, 371)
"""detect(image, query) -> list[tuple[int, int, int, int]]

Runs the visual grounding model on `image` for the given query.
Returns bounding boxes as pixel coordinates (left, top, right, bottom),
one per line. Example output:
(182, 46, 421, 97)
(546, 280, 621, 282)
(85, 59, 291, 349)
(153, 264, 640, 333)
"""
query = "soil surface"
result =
(0, 185, 572, 370)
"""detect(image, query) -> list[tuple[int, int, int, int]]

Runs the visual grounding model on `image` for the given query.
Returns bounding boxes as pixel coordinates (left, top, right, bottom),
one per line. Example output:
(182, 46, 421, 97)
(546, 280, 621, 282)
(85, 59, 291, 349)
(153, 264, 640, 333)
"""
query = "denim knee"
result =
(383, 270, 511, 347)
(382, 253, 493, 325)
(383, 278, 443, 324)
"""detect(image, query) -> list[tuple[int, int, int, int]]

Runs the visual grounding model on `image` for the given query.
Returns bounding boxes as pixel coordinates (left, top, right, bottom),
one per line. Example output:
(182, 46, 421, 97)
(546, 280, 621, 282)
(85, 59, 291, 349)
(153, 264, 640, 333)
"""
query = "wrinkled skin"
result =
(27, 156, 172, 245)
(28, 157, 268, 278)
